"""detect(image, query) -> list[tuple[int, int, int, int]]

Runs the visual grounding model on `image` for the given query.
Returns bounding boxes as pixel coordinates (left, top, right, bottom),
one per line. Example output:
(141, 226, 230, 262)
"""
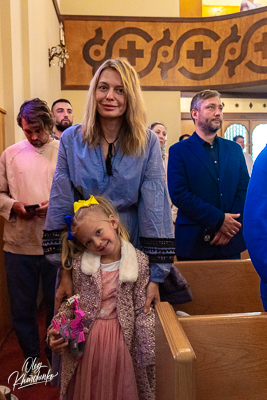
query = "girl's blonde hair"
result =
(61, 196, 129, 269)
(82, 58, 147, 157)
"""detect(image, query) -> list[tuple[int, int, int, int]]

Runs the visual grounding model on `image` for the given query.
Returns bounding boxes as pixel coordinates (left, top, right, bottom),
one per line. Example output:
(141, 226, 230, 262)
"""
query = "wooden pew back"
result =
(173, 259, 264, 314)
(156, 302, 267, 400)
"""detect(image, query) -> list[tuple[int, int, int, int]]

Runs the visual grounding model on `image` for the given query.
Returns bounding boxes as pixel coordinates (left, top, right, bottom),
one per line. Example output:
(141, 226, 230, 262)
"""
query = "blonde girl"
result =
(48, 195, 155, 400)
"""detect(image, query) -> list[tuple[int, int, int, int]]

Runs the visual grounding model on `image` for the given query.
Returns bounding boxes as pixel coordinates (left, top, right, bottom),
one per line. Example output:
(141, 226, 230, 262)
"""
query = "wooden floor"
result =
(0, 307, 60, 400)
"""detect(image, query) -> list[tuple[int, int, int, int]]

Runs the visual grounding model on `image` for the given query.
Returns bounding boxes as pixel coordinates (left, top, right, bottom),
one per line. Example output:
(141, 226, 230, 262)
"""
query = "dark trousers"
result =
(5, 252, 57, 359)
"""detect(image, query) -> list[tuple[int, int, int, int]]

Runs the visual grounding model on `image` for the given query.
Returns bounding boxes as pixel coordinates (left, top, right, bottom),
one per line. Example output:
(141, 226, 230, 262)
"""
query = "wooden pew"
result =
(156, 302, 195, 400)
(241, 249, 250, 259)
(156, 302, 267, 400)
(173, 259, 264, 315)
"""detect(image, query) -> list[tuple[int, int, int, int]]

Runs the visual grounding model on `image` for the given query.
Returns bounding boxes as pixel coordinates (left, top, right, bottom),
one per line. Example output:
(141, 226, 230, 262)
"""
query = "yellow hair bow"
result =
(73, 195, 99, 213)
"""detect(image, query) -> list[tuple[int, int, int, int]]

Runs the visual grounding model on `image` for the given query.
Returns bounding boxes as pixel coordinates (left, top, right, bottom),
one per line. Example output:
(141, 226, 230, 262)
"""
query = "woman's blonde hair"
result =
(82, 58, 147, 157)
(61, 195, 129, 269)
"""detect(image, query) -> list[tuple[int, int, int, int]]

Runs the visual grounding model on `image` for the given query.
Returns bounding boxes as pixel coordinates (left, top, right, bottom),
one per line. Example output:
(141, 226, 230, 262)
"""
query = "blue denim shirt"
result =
(44, 125, 174, 282)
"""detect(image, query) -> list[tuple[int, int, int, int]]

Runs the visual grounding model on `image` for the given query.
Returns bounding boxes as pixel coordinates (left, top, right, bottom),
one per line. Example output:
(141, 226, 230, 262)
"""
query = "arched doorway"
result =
(224, 123, 248, 148)
(251, 124, 267, 160)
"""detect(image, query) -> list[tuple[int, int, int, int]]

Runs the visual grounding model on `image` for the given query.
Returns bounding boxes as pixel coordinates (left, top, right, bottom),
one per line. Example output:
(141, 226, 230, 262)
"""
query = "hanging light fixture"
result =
(48, 23, 69, 67)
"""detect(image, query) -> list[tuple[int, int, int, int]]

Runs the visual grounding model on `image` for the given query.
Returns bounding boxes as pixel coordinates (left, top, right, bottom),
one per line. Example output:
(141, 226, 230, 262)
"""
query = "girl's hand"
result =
(55, 268, 73, 312)
(48, 328, 68, 355)
(144, 281, 160, 313)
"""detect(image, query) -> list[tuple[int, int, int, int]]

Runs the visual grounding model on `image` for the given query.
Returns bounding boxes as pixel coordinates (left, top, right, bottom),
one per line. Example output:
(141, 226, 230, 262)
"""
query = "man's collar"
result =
(195, 132, 218, 146)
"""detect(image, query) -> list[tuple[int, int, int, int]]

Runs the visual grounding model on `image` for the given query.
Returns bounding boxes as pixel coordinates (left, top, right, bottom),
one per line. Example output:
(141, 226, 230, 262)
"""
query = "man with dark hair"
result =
(168, 90, 249, 260)
(233, 135, 244, 143)
(51, 98, 73, 139)
(233, 135, 254, 176)
(0, 98, 59, 374)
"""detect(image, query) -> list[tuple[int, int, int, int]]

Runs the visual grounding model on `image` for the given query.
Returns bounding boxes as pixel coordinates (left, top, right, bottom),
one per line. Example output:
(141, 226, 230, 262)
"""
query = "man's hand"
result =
(220, 213, 241, 238)
(12, 202, 35, 220)
(210, 231, 232, 246)
(35, 200, 49, 218)
(55, 268, 73, 312)
(144, 281, 160, 313)
(48, 328, 68, 355)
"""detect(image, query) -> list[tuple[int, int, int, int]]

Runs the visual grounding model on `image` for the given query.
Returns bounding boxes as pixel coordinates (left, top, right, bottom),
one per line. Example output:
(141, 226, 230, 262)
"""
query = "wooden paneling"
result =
(0, 217, 11, 349)
(180, 312, 267, 400)
(180, 119, 195, 137)
(173, 259, 264, 315)
(156, 302, 267, 400)
(251, 119, 267, 132)
(222, 118, 250, 133)
(62, 7, 267, 91)
(0, 108, 6, 155)
(0, 109, 12, 349)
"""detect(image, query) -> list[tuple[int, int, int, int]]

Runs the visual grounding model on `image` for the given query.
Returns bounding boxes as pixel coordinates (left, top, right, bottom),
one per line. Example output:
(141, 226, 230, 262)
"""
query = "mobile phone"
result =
(25, 204, 40, 212)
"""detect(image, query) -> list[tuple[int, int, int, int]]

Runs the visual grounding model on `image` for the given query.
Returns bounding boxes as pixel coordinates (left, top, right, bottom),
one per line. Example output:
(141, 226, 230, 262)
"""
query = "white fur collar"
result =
(81, 238, 138, 282)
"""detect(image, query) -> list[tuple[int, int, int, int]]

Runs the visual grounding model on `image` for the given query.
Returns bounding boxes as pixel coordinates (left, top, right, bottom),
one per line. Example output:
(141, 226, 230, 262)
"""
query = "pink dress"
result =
(67, 260, 139, 400)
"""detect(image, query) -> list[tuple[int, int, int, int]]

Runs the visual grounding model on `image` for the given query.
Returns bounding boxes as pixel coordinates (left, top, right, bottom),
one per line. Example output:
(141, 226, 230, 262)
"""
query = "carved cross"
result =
(187, 41, 211, 67)
(255, 32, 267, 59)
(119, 41, 144, 66)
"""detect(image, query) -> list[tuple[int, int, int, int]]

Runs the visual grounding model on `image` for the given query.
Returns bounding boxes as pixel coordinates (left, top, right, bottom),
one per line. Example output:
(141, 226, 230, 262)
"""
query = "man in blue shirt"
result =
(168, 90, 249, 260)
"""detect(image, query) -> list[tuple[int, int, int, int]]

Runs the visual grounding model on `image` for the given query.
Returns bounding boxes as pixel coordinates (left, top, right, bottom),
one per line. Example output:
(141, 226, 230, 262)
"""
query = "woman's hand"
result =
(48, 328, 68, 355)
(55, 268, 73, 312)
(144, 281, 160, 313)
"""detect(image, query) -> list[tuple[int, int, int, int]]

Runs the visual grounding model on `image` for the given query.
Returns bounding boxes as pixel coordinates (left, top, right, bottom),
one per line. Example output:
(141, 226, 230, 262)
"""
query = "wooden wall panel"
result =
(181, 119, 195, 137)
(0, 109, 12, 350)
(0, 109, 6, 155)
(62, 7, 267, 91)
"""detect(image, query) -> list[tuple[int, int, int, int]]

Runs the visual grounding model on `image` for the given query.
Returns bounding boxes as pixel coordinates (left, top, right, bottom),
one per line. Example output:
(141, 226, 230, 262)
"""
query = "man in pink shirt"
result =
(0, 99, 59, 376)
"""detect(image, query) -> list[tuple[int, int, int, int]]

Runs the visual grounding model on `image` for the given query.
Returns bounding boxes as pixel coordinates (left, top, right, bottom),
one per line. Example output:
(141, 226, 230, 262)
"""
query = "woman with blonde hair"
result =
(43, 58, 174, 313)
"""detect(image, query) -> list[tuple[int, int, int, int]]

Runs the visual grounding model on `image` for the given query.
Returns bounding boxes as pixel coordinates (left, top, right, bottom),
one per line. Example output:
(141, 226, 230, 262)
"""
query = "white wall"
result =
(60, 0, 180, 17)
(0, 0, 61, 146)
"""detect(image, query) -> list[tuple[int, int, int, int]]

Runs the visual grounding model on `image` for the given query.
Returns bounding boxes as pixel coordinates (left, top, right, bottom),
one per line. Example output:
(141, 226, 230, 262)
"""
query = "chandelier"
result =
(48, 23, 69, 68)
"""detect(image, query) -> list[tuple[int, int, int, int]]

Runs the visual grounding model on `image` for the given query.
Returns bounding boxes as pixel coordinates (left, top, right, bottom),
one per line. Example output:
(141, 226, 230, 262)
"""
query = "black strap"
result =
(103, 136, 118, 176)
